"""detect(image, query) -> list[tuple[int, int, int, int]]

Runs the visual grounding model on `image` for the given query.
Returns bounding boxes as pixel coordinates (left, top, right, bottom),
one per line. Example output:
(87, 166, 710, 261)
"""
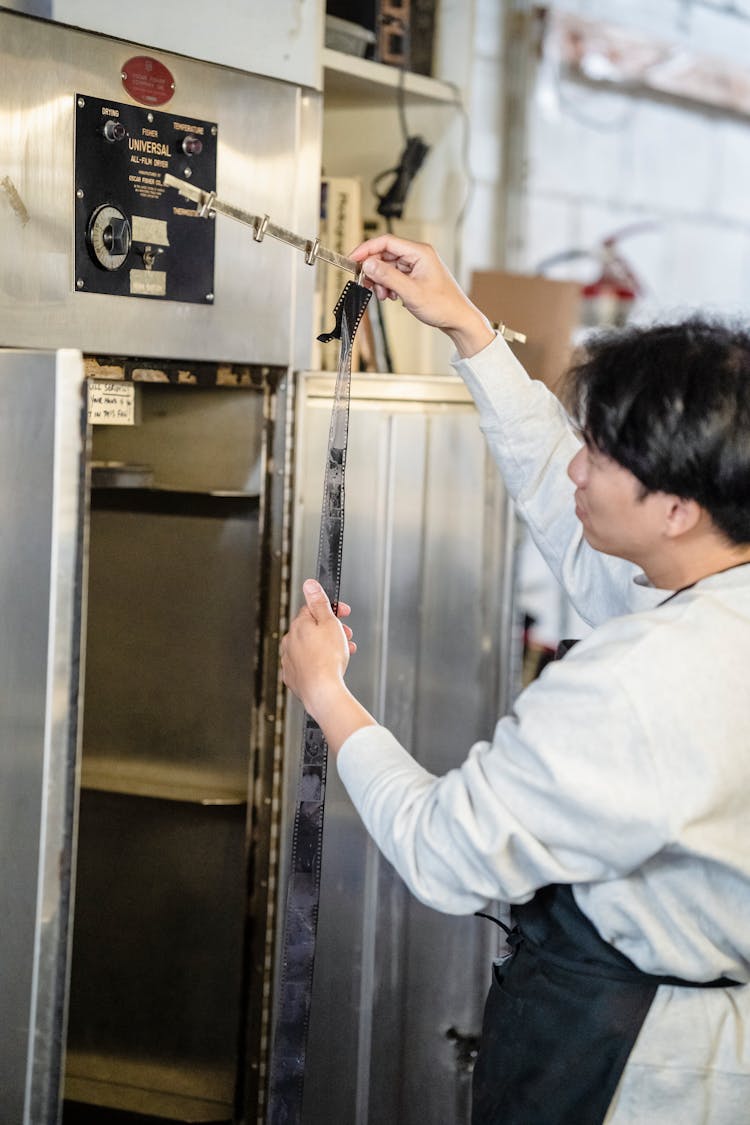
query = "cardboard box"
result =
(469, 271, 582, 395)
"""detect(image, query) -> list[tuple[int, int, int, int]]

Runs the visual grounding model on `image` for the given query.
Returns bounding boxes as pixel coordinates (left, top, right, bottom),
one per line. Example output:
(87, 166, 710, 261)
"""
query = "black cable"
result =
(369, 12, 430, 222)
(372, 135, 430, 220)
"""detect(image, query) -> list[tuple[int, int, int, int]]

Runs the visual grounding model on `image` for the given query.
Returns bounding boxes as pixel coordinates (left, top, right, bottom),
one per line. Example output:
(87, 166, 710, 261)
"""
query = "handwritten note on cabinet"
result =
(87, 381, 136, 426)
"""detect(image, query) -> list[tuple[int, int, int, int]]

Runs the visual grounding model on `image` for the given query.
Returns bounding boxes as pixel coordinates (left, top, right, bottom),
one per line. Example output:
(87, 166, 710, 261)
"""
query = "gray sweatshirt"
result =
(336, 333, 750, 1122)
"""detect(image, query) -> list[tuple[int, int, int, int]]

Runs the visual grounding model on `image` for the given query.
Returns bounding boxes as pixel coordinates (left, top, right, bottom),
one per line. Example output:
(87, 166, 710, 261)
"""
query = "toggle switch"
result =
(103, 119, 127, 143)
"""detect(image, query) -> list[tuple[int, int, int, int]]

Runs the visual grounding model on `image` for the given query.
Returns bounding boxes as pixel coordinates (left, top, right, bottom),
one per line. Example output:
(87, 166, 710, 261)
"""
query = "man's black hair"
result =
(565, 316, 750, 545)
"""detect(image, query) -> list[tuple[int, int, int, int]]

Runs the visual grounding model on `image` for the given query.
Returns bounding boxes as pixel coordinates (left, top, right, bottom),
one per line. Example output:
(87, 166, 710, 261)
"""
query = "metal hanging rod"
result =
(163, 172, 364, 282)
(162, 173, 527, 344)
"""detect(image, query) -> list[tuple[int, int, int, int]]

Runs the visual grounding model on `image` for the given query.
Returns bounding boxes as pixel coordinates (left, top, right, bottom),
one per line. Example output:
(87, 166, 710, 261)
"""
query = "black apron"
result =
(471, 883, 739, 1125)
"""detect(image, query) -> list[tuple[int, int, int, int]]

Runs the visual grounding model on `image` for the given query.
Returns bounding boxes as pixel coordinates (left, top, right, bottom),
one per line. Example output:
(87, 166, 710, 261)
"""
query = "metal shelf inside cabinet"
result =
(323, 47, 458, 106)
(80, 759, 248, 805)
(90, 483, 261, 499)
(89, 487, 261, 519)
(65, 1053, 232, 1122)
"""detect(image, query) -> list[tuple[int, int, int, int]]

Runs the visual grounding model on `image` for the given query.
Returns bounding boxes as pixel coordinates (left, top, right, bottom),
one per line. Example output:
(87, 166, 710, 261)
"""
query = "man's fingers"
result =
(362, 256, 402, 285)
(349, 233, 423, 262)
(302, 578, 335, 622)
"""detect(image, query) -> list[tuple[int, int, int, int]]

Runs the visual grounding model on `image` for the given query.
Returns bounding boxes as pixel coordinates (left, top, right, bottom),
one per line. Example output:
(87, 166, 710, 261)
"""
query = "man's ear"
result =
(663, 495, 703, 538)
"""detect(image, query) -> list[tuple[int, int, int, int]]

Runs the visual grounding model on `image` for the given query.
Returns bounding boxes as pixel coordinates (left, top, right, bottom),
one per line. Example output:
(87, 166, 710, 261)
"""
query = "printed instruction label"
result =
(88, 381, 136, 426)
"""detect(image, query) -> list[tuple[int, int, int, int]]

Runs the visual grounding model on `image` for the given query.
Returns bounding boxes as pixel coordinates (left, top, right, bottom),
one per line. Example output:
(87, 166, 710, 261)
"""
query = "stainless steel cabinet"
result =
(288, 373, 516, 1125)
(0, 349, 88, 1125)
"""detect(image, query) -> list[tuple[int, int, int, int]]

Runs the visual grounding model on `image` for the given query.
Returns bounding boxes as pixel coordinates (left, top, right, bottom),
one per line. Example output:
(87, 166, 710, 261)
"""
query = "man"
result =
(281, 235, 750, 1123)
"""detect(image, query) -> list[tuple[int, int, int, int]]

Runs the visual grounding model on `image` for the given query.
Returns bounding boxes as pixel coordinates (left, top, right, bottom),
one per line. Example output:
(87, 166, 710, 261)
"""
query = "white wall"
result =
(450, 0, 508, 282)
(516, 0, 750, 322)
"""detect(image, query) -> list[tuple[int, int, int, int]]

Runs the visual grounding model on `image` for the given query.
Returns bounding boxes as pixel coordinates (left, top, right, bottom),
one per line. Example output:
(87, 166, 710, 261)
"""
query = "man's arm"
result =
(351, 235, 662, 624)
(282, 581, 669, 914)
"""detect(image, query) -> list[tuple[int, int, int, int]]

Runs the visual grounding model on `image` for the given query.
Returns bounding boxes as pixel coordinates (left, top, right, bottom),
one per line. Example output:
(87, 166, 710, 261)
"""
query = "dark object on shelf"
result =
(410, 0, 436, 76)
(374, 135, 430, 220)
(379, 0, 411, 69)
(326, 0, 436, 74)
(326, 0, 377, 26)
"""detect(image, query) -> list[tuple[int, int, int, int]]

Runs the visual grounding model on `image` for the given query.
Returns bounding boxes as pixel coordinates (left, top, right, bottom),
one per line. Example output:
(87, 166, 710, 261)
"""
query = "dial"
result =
(86, 204, 131, 271)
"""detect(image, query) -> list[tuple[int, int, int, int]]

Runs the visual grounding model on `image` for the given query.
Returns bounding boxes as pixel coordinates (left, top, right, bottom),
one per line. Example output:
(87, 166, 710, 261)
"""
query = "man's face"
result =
(567, 440, 667, 563)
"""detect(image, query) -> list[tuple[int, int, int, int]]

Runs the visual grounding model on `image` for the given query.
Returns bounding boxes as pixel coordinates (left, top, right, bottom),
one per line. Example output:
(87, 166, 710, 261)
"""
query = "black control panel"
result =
(74, 94, 217, 304)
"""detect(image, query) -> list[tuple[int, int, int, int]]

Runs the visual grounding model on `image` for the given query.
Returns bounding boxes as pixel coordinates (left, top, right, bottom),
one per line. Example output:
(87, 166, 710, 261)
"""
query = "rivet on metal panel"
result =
(76, 279, 84, 289)
(211, 125, 218, 136)
(77, 97, 85, 108)
(183, 167, 192, 179)
(147, 112, 154, 123)
(76, 188, 84, 199)
(206, 293, 214, 302)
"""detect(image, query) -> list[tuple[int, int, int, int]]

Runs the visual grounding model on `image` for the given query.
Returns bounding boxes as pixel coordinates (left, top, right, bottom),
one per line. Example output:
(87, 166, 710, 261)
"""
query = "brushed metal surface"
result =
(0, 0, 323, 89)
(82, 491, 260, 794)
(0, 349, 87, 1125)
(67, 381, 272, 1117)
(287, 373, 514, 1125)
(0, 9, 320, 365)
(65, 793, 247, 1118)
(91, 383, 266, 495)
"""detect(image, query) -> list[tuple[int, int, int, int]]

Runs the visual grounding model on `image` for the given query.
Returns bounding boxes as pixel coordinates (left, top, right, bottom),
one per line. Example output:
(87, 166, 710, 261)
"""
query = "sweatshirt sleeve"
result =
(452, 334, 664, 625)
(336, 628, 670, 915)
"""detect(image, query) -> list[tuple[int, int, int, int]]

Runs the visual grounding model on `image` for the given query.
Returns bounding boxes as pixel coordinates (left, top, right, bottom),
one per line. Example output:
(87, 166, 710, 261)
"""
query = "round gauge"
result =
(86, 204, 132, 271)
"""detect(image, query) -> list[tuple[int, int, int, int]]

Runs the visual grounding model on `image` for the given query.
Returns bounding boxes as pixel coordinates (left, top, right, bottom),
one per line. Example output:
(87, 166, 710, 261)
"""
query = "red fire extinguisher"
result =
(536, 223, 653, 329)
(580, 234, 641, 328)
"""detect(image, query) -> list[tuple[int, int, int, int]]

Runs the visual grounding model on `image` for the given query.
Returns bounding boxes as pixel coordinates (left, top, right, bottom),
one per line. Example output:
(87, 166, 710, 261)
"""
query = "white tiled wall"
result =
(461, 1, 750, 321)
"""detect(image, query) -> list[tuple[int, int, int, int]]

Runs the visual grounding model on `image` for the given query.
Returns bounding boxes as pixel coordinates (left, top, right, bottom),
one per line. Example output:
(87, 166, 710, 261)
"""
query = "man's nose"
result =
(567, 446, 586, 486)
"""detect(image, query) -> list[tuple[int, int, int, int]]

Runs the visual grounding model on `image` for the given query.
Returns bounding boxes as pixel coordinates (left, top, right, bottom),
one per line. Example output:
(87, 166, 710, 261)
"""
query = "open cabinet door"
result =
(0, 350, 88, 1125)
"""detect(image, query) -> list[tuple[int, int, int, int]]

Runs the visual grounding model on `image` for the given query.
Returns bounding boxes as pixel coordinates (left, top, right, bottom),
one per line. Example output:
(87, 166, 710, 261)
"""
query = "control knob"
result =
(86, 203, 132, 270)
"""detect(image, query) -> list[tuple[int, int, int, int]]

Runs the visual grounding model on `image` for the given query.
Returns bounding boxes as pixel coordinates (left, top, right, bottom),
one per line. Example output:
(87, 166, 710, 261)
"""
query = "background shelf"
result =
(323, 48, 458, 107)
